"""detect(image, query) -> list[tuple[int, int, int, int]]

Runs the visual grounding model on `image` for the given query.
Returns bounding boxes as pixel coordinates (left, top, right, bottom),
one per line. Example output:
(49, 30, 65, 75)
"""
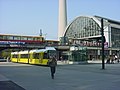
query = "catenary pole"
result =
(101, 18, 105, 69)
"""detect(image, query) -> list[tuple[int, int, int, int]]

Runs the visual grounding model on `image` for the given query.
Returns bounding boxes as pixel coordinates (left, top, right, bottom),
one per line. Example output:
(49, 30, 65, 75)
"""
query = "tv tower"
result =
(58, 0, 67, 40)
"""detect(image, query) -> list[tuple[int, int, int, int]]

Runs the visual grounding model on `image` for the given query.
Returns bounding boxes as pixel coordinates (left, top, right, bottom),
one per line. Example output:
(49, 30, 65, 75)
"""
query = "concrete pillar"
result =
(58, 0, 67, 40)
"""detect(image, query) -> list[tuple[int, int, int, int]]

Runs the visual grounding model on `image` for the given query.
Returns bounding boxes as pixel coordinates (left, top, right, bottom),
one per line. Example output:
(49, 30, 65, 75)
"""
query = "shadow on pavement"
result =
(0, 80, 25, 90)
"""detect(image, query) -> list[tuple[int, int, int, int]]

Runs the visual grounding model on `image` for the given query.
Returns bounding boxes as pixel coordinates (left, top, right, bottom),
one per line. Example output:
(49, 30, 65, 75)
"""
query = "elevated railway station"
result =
(0, 15, 120, 62)
(60, 15, 120, 60)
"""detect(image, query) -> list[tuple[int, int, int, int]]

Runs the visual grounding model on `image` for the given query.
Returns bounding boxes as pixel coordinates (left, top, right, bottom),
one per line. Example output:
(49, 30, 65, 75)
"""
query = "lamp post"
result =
(101, 18, 105, 69)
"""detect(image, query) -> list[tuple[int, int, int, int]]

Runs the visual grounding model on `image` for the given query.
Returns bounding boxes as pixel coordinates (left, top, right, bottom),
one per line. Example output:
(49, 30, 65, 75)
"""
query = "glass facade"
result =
(14, 36, 20, 40)
(111, 27, 120, 48)
(69, 46, 87, 61)
(64, 16, 101, 39)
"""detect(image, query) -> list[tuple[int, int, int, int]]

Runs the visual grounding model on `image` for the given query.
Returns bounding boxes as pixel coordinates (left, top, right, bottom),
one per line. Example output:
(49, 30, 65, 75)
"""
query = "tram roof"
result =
(11, 47, 56, 54)
(19, 50, 29, 54)
(11, 52, 19, 54)
(45, 47, 56, 50)
(29, 47, 56, 53)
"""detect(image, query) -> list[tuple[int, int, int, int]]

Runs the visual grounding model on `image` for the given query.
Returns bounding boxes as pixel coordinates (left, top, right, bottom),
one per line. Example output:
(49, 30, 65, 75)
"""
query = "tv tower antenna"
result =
(39, 29, 42, 36)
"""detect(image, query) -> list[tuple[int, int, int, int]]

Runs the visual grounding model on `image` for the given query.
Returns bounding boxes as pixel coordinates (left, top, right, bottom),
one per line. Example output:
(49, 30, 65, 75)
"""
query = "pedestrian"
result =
(7, 56, 10, 62)
(48, 56, 57, 79)
(60, 56, 63, 62)
(111, 55, 114, 64)
(114, 55, 118, 62)
(106, 56, 110, 64)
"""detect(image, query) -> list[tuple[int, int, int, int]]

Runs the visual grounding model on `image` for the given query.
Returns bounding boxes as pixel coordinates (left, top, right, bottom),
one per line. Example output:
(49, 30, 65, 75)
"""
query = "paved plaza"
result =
(0, 62, 120, 90)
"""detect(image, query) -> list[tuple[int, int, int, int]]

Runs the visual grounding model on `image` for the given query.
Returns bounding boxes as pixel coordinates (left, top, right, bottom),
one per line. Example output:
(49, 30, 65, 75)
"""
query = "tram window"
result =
(43, 53, 48, 59)
(33, 53, 39, 59)
(21, 54, 29, 58)
(13, 54, 18, 58)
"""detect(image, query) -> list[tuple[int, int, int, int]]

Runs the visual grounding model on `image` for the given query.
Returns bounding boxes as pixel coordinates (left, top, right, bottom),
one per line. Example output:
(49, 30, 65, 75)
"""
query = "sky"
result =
(0, 0, 120, 40)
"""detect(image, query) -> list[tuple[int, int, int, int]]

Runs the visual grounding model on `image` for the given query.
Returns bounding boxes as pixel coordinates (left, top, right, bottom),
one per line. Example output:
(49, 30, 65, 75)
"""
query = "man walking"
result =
(48, 56, 57, 79)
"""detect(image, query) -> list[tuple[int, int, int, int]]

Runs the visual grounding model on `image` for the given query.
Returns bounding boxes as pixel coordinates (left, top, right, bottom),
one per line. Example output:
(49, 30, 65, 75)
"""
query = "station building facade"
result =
(61, 15, 120, 60)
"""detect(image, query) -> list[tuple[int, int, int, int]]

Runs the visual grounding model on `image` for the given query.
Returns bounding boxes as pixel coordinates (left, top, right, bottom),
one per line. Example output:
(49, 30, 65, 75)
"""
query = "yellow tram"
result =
(11, 47, 57, 65)
(11, 52, 19, 62)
